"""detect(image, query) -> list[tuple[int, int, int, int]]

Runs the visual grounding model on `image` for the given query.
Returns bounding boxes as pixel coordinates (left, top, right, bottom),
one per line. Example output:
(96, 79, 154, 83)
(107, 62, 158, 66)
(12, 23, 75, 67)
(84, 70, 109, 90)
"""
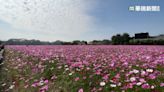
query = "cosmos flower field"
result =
(0, 45, 164, 92)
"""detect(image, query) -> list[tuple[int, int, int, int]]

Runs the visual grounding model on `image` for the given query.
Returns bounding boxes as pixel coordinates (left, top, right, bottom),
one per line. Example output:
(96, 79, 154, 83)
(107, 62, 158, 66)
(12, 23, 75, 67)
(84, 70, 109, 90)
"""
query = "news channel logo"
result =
(129, 6, 160, 12)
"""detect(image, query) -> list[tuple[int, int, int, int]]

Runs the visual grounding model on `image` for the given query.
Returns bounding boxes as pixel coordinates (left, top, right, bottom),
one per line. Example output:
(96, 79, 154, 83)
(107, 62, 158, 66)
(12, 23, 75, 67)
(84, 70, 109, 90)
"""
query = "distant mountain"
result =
(4, 39, 63, 45)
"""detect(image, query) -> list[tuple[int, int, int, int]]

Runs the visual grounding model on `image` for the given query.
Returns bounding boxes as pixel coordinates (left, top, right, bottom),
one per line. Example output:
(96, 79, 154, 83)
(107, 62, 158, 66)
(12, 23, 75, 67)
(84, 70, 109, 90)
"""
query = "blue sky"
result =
(0, 0, 163, 41)
(89, 0, 164, 38)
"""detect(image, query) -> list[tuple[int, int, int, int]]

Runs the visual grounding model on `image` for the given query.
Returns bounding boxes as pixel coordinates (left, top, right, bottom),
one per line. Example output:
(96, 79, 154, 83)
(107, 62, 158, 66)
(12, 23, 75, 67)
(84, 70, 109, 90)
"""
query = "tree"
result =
(112, 33, 130, 45)
(90, 40, 101, 45)
(72, 40, 81, 45)
(102, 39, 111, 45)
(62, 42, 72, 45)
(52, 40, 63, 45)
(112, 34, 122, 45)
(122, 33, 130, 44)
(111, 35, 116, 44)
(81, 41, 88, 45)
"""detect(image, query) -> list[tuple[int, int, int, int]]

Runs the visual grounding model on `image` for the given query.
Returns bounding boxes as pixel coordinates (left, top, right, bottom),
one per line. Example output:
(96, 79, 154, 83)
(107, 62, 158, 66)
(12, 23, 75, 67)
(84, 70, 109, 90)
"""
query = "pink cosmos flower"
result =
(8, 45, 164, 92)
(78, 88, 83, 92)
(115, 73, 120, 79)
(160, 83, 164, 87)
(44, 80, 49, 84)
(126, 83, 133, 89)
(40, 85, 48, 91)
(51, 75, 57, 80)
(83, 76, 87, 80)
(91, 87, 96, 92)
(98, 87, 103, 91)
(141, 70, 148, 76)
(141, 84, 150, 89)
(40, 90, 45, 92)
(148, 74, 156, 79)
(139, 78, 146, 83)
(102, 74, 109, 80)
(75, 77, 80, 81)
(95, 69, 102, 75)
(31, 82, 38, 87)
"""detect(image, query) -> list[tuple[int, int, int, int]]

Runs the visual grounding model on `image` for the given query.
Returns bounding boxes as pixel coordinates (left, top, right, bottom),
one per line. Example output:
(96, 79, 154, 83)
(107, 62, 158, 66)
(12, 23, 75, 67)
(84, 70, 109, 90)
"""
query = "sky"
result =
(0, 0, 163, 41)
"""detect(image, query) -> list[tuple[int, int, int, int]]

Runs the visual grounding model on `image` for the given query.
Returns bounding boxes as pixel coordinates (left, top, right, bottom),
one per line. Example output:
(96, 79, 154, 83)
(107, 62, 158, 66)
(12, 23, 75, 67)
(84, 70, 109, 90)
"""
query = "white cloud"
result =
(0, 0, 95, 41)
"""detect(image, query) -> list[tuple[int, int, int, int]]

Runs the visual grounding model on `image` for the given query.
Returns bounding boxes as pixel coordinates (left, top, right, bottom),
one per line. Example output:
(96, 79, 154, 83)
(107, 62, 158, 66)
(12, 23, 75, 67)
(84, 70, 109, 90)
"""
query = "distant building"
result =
(152, 34, 164, 40)
(135, 32, 149, 39)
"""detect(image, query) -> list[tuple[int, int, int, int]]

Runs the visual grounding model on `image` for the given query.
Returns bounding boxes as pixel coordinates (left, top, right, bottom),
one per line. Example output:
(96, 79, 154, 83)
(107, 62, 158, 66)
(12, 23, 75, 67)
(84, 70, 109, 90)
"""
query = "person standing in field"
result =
(0, 44, 5, 64)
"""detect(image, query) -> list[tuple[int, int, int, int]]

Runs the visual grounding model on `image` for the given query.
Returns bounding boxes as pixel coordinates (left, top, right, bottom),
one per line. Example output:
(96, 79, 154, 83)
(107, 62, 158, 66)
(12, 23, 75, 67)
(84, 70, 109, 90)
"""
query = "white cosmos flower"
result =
(58, 66, 62, 69)
(151, 85, 155, 89)
(110, 80, 114, 83)
(5, 68, 8, 71)
(146, 69, 153, 73)
(39, 80, 44, 86)
(9, 85, 15, 89)
(0, 63, 4, 65)
(64, 65, 68, 68)
(136, 82, 142, 86)
(76, 68, 81, 71)
(51, 60, 54, 63)
(2, 83, 6, 86)
(133, 69, 139, 74)
(117, 82, 122, 86)
(130, 77, 136, 82)
(50, 67, 54, 70)
(65, 68, 69, 71)
(69, 72, 73, 76)
(110, 84, 117, 87)
(100, 82, 106, 86)
(122, 90, 125, 92)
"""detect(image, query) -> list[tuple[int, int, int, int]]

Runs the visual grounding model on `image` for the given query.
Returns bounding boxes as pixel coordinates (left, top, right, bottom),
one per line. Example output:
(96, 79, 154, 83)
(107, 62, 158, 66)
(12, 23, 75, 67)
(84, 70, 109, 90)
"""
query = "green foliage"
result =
(112, 33, 130, 45)
(90, 39, 111, 45)
(72, 40, 81, 45)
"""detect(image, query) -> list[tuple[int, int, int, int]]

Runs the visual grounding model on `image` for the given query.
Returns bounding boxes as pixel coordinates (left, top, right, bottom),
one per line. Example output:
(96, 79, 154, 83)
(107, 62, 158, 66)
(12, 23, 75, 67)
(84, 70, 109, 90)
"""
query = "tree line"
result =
(0, 33, 164, 45)
(111, 33, 164, 45)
